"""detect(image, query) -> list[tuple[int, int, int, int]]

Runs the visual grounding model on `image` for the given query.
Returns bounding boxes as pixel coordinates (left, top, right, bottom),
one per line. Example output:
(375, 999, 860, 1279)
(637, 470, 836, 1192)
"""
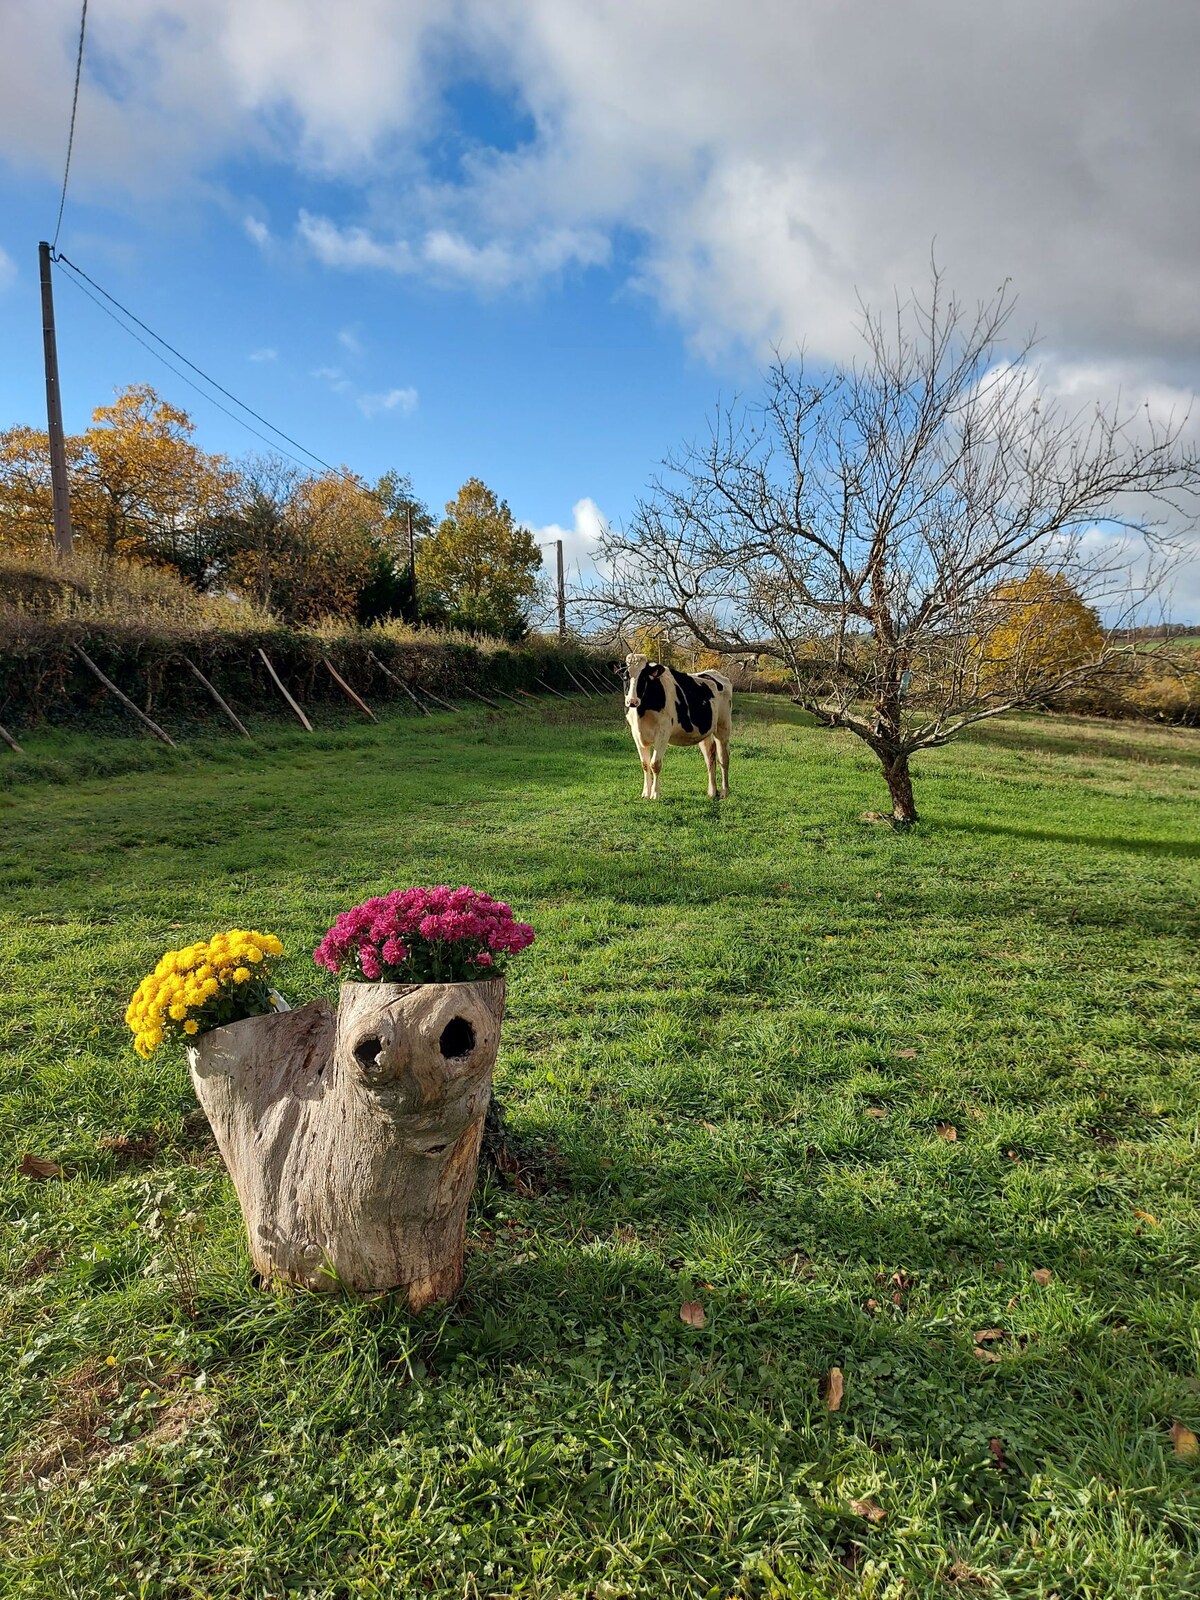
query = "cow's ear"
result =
(648, 663, 664, 678)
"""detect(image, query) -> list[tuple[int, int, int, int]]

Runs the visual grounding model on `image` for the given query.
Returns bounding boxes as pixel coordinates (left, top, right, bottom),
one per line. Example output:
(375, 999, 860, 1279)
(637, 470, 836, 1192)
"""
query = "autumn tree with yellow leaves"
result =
(0, 387, 441, 624)
(975, 569, 1105, 692)
(220, 457, 388, 623)
(417, 478, 542, 640)
(0, 385, 236, 576)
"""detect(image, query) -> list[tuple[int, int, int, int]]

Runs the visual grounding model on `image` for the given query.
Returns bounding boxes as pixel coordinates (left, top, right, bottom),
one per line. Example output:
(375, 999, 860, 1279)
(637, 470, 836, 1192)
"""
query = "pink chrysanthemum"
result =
(313, 886, 534, 984)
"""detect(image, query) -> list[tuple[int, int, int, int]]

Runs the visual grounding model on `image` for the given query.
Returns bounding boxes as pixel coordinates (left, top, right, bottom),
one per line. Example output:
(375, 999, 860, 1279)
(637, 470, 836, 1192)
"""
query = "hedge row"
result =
(0, 616, 617, 738)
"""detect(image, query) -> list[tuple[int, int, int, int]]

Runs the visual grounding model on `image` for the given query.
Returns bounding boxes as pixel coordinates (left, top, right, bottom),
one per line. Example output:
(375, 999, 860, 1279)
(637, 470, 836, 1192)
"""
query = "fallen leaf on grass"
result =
(936, 1123, 958, 1142)
(972, 1328, 1005, 1362)
(679, 1301, 707, 1329)
(1133, 1209, 1160, 1227)
(99, 1132, 158, 1164)
(865, 1107, 887, 1119)
(850, 1496, 885, 1523)
(18, 1154, 62, 1180)
(897, 1048, 918, 1060)
(988, 1437, 1007, 1468)
(825, 1366, 845, 1411)
(1031, 1268, 1053, 1287)
(1171, 1422, 1199, 1459)
(864, 1298, 879, 1316)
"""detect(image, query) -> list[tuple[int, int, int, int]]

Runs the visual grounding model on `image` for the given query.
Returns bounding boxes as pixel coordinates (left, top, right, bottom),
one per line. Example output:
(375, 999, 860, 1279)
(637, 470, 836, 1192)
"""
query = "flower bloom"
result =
(126, 929, 285, 1058)
(313, 886, 535, 985)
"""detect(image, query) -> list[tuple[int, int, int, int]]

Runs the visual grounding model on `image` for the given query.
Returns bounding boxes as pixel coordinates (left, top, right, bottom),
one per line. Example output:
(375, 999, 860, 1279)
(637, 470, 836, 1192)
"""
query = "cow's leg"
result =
(648, 742, 665, 800)
(639, 751, 653, 799)
(715, 735, 730, 798)
(700, 737, 718, 799)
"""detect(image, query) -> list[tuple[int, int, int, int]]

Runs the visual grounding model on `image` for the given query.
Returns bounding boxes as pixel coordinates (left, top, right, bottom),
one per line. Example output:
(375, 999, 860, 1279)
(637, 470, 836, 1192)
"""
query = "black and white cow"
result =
(620, 653, 733, 800)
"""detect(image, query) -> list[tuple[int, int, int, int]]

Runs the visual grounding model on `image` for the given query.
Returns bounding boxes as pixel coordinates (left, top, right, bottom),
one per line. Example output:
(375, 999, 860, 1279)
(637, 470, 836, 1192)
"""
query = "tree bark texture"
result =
(187, 979, 505, 1310)
(883, 753, 919, 824)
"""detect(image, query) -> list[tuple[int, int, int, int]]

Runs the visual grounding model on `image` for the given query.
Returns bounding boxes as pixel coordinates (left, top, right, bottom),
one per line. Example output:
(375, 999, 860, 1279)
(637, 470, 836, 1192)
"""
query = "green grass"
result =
(2, 697, 1199, 1599)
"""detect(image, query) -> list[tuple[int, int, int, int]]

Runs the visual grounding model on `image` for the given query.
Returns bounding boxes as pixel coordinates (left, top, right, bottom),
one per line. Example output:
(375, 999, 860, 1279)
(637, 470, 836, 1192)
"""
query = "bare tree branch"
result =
(587, 263, 1200, 821)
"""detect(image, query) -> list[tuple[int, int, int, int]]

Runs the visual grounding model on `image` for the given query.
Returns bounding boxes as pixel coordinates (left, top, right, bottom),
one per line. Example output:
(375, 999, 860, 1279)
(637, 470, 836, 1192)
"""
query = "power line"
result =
(52, 0, 90, 252)
(52, 262, 327, 472)
(53, 252, 347, 476)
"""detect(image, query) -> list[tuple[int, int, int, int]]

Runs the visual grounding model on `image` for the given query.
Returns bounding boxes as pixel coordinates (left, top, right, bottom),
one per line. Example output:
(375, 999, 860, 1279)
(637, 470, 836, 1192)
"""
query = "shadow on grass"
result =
(951, 819, 1200, 861)
(961, 719, 1200, 767)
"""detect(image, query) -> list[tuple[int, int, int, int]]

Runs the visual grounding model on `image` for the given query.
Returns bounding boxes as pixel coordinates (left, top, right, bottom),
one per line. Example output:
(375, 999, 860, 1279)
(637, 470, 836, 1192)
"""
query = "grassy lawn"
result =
(2, 695, 1199, 1599)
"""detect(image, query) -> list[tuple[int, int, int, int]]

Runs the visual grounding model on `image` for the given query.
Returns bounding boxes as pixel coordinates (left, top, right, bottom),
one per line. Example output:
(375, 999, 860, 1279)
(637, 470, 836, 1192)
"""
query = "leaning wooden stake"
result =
(419, 685, 459, 714)
(188, 979, 505, 1309)
(368, 651, 429, 715)
(0, 721, 23, 753)
(182, 656, 253, 739)
(322, 657, 377, 721)
(461, 684, 503, 711)
(535, 676, 571, 701)
(489, 685, 525, 706)
(562, 664, 599, 698)
(257, 649, 313, 731)
(73, 646, 177, 748)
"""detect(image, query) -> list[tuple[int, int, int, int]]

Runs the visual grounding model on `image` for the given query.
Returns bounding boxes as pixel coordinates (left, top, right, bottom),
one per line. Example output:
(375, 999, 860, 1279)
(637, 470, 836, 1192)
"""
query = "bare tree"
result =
(592, 269, 1199, 822)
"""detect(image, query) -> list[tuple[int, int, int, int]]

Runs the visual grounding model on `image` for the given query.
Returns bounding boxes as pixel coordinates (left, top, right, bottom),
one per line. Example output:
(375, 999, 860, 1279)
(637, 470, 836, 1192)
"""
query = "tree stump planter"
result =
(187, 978, 505, 1310)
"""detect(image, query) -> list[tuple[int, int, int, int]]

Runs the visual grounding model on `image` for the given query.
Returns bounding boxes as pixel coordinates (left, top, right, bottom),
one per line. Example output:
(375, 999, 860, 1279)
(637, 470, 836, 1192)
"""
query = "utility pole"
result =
(556, 537, 566, 641)
(406, 505, 417, 621)
(39, 242, 74, 559)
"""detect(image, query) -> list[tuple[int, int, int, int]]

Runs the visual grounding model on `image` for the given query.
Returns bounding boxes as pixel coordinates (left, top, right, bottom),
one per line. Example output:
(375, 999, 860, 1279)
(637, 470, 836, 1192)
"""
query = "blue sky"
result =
(1, 0, 1198, 607)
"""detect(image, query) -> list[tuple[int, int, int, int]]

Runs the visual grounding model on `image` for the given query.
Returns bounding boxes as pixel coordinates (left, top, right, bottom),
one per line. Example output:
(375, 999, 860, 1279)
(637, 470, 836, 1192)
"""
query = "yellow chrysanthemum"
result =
(183, 1019, 200, 1035)
(232, 967, 251, 984)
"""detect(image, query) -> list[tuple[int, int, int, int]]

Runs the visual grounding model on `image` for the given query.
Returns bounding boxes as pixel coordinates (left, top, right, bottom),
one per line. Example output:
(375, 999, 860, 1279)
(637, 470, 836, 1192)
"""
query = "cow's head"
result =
(622, 653, 663, 709)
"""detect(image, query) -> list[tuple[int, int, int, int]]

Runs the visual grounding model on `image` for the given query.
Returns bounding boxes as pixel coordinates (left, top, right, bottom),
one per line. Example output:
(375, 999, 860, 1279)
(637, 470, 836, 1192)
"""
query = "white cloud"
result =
(525, 497, 610, 589)
(312, 364, 352, 394)
(358, 386, 418, 418)
(249, 345, 277, 362)
(244, 215, 271, 248)
(5, 2, 1197, 363)
(3, 0, 1190, 380)
(338, 326, 363, 355)
(0, 244, 15, 292)
(298, 213, 607, 290)
(299, 210, 413, 272)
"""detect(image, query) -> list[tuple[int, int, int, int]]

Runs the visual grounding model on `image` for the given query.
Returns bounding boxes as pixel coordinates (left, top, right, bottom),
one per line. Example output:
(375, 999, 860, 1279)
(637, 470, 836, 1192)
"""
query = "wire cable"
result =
(52, 0, 90, 251)
(53, 251, 346, 476)
(52, 262, 328, 473)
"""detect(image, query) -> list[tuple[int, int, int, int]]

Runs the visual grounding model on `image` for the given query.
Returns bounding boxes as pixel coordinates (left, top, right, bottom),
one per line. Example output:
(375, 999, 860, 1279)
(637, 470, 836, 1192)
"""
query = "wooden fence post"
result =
(257, 649, 313, 731)
(322, 658, 378, 721)
(367, 651, 430, 715)
(73, 646, 177, 748)
(182, 656, 253, 739)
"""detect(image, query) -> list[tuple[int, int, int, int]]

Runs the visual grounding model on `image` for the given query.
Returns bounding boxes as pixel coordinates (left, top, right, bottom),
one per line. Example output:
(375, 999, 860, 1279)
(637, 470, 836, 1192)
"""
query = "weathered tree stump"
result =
(187, 979, 505, 1310)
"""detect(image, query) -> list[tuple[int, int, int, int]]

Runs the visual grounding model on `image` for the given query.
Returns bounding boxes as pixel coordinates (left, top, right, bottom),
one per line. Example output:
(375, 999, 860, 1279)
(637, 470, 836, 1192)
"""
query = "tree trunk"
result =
(187, 978, 505, 1311)
(882, 752, 919, 824)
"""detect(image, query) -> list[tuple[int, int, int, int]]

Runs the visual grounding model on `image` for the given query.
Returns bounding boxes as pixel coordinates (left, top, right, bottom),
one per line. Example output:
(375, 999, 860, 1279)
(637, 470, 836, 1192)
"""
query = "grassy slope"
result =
(2, 698, 1199, 1600)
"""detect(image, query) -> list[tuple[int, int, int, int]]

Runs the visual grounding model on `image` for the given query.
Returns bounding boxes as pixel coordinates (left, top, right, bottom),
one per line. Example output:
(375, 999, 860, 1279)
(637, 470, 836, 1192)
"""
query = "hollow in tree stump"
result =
(187, 979, 505, 1310)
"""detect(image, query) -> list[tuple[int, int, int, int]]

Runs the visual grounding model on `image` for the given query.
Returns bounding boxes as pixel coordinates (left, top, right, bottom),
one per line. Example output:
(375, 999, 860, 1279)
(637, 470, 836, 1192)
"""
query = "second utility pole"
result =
(556, 538, 566, 640)
(39, 242, 74, 559)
